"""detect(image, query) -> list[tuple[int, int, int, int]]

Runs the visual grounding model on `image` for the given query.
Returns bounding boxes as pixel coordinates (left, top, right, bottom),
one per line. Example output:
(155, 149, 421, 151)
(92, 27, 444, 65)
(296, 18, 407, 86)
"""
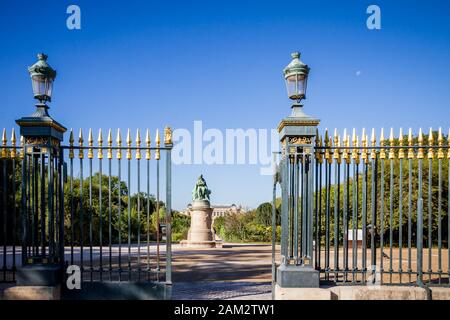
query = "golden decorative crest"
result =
(164, 126, 172, 145)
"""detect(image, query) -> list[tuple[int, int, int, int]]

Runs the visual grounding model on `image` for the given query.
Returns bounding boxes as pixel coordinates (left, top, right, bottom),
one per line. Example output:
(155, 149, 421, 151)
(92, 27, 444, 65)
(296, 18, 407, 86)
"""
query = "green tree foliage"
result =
(65, 173, 163, 245)
(213, 209, 281, 243)
(255, 202, 280, 226)
(316, 156, 449, 247)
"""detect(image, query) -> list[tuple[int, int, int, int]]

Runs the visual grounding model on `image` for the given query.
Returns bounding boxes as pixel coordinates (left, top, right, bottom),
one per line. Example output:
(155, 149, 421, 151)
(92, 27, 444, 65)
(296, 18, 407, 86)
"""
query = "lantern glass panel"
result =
(285, 74, 307, 101)
(31, 74, 53, 101)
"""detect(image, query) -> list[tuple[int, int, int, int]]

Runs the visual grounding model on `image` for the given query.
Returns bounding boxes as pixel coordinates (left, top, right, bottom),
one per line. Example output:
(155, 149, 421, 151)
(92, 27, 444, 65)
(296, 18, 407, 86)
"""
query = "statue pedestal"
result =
(180, 200, 216, 248)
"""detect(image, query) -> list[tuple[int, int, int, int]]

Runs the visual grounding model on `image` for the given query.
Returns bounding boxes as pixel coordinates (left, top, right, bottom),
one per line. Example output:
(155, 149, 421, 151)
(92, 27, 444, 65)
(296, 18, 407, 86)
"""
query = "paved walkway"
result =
(170, 243, 276, 300)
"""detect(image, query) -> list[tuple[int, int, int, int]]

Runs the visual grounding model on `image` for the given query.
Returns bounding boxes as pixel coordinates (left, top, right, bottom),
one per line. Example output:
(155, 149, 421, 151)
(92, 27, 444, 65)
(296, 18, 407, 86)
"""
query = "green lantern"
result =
(28, 53, 57, 103)
(283, 52, 310, 102)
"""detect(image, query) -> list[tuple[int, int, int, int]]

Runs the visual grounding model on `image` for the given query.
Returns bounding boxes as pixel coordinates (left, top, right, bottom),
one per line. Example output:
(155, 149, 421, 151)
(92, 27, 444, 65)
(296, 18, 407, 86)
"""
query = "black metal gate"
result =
(0, 126, 173, 299)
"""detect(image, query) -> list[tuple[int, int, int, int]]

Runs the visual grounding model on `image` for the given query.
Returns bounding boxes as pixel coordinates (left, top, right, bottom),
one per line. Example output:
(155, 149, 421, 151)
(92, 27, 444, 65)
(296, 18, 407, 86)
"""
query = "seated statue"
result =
(192, 174, 211, 201)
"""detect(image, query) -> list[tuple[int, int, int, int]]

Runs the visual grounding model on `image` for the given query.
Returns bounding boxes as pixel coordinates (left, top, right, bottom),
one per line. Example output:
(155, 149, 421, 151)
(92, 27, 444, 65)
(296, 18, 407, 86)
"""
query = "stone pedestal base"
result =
(181, 200, 217, 248)
(180, 240, 216, 248)
(276, 264, 319, 288)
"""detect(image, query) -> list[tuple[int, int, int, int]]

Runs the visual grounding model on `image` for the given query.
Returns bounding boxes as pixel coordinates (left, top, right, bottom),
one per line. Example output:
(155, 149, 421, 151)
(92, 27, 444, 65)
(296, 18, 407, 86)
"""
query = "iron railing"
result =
(314, 128, 449, 286)
(0, 127, 173, 285)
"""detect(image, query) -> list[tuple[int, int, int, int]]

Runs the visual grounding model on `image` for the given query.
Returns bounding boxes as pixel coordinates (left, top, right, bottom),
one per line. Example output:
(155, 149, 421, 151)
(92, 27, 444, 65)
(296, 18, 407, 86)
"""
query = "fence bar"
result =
(165, 145, 172, 284)
(427, 157, 433, 282)
(89, 152, 93, 281)
(398, 156, 403, 283)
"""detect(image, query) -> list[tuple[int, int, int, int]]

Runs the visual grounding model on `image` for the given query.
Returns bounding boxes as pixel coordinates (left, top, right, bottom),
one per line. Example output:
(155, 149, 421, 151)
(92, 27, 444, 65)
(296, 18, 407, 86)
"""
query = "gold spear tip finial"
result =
(116, 128, 122, 144)
(126, 128, 132, 145)
(2, 128, 7, 144)
(428, 127, 434, 143)
(371, 128, 376, 143)
(155, 129, 161, 145)
(136, 129, 141, 144)
(98, 128, 103, 144)
(11, 128, 16, 144)
(78, 128, 83, 142)
(418, 128, 423, 142)
(88, 128, 93, 144)
(389, 127, 394, 142)
(145, 129, 151, 144)
(107, 129, 112, 144)
(69, 129, 74, 143)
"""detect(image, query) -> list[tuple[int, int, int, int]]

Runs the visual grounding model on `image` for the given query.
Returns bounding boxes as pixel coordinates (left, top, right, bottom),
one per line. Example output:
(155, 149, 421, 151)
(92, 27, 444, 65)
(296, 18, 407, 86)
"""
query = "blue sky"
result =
(1, 0, 450, 210)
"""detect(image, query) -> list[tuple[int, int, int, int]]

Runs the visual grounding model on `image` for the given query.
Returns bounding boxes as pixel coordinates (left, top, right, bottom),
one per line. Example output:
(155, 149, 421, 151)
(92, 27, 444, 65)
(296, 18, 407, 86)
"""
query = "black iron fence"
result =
(0, 127, 173, 285)
(314, 128, 449, 286)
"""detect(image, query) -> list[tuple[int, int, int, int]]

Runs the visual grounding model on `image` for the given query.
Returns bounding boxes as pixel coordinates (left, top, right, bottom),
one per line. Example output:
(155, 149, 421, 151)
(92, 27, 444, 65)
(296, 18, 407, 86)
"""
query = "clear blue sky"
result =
(1, 0, 449, 210)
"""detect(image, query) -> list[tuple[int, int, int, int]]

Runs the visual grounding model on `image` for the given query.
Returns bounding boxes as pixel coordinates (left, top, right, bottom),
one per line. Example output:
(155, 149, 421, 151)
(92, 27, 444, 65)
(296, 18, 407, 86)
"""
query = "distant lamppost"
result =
(16, 53, 66, 287)
(276, 52, 320, 289)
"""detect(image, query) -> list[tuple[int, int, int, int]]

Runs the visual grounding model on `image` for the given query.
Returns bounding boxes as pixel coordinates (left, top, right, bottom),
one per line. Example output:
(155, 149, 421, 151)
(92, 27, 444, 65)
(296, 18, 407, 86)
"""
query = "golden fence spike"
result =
(136, 129, 141, 160)
(361, 128, 369, 163)
(389, 127, 395, 159)
(108, 129, 113, 145)
(333, 128, 340, 162)
(116, 128, 122, 159)
(78, 128, 84, 159)
(98, 128, 103, 144)
(398, 128, 405, 159)
(136, 129, 141, 145)
(10, 128, 16, 158)
(88, 128, 93, 145)
(1, 129, 6, 158)
(417, 128, 424, 159)
(126, 128, 132, 160)
(2, 128, 7, 145)
(324, 128, 331, 163)
(107, 129, 113, 159)
(69, 129, 74, 144)
(407, 128, 414, 159)
(126, 128, 132, 145)
(428, 127, 434, 159)
(69, 129, 74, 159)
(98, 129, 103, 159)
(370, 128, 376, 159)
(155, 129, 161, 160)
(314, 129, 321, 162)
(379, 128, 386, 159)
(145, 129, 151, 160)
(361, 128, 368, 162)
(351, 128, 359, 162)
(11, 128, 16, 145)
(88, 128, 94, 159)
(447, 128, 450, 159)
(437, 127, 444, 159)
(116, 128, 122, 144)
(164, 126, 172, 145)
(19, 135, 24, 159)
(1, 128, 7, 159)
(342, 129, 349, 163)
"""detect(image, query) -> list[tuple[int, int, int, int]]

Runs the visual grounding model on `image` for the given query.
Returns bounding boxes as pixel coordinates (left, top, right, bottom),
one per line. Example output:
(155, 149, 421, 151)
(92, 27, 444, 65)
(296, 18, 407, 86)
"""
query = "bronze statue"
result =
(192, 174, 211, 201)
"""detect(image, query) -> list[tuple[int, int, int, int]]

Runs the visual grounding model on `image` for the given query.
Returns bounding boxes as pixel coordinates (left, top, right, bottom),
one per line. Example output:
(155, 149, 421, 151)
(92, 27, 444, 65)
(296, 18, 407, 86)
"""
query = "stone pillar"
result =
(181, 200, 216, 248)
